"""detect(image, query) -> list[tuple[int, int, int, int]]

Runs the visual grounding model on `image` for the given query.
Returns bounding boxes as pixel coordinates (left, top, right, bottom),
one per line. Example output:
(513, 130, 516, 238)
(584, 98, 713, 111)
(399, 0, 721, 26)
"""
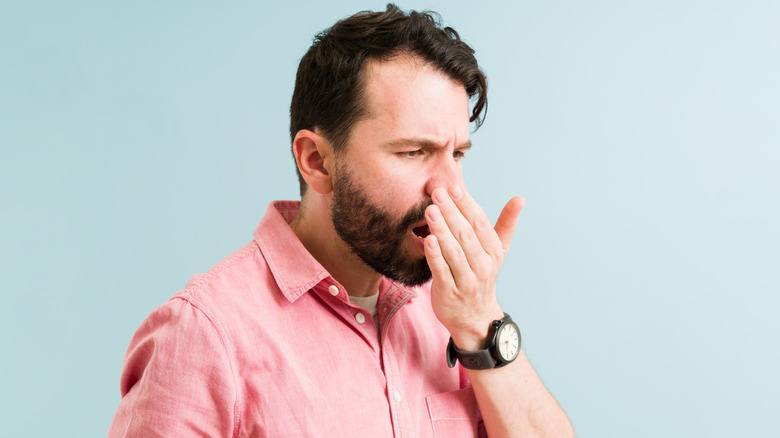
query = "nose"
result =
(424, 154, 463, 197)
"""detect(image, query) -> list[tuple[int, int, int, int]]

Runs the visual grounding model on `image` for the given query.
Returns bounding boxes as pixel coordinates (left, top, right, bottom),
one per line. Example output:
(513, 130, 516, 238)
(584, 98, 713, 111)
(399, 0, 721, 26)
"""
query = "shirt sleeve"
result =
(108, 296, 239, 437)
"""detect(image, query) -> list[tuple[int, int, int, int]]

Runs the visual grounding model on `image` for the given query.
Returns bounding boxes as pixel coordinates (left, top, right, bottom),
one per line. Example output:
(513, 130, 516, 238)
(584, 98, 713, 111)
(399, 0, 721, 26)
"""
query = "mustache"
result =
(397, 198, 433, 231)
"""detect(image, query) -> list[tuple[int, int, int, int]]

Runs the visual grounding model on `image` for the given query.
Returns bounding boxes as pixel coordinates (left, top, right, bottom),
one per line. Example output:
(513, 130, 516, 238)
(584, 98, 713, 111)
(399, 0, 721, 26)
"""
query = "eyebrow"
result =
(383, 138, 472, 151)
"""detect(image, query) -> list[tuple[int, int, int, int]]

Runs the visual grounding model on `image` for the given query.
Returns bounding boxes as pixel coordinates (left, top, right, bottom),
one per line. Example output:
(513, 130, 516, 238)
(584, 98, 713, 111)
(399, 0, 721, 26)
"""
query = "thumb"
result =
(494, 196, 525, 254)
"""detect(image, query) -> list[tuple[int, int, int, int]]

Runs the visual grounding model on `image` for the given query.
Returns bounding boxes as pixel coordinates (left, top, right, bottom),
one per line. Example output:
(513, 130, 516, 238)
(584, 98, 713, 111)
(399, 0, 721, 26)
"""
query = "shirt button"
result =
(394, 390, 402, 402)
(355, 313, 366, 324)
(328, 285, 339, 296)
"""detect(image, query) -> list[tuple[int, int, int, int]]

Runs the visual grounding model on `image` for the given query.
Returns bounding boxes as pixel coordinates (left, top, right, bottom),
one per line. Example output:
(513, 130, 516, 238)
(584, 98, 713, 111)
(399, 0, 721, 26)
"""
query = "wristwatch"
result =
(446, 313, 521, 370)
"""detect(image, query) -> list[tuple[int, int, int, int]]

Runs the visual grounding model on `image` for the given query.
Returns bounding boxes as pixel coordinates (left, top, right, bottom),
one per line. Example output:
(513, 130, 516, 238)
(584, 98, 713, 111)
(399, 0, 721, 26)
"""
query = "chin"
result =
(380, 255, 432, 287)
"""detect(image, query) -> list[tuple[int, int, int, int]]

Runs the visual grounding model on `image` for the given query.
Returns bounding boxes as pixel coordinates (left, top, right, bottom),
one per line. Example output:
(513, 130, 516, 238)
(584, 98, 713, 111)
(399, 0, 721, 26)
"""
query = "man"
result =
(109, 5, 573, 437)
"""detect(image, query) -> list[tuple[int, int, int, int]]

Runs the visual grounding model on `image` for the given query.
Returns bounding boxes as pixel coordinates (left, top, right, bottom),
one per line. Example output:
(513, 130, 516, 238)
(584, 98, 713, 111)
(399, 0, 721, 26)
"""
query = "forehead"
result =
(357, 54, 471, 145)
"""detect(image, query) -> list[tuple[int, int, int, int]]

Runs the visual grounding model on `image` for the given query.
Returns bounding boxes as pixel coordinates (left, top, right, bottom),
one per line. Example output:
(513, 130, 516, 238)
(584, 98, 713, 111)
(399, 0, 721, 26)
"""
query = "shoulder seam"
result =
(171, 295, 243, 437)
(183, 241, 258, 296)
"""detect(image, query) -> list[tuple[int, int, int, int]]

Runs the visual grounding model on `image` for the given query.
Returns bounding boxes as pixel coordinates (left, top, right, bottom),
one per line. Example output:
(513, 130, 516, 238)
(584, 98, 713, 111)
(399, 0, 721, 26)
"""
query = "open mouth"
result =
(412, 224, 431, 239)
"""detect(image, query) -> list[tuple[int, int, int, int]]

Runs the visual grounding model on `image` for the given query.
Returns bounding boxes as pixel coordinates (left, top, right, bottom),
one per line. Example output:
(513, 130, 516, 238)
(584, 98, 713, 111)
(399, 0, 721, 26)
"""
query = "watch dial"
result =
(498, 324, 520, 361)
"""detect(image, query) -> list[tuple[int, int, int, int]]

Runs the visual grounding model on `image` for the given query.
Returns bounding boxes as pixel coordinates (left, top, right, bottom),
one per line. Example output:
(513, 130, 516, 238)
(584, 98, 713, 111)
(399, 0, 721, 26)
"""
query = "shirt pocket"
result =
(425, 387, 480, 438)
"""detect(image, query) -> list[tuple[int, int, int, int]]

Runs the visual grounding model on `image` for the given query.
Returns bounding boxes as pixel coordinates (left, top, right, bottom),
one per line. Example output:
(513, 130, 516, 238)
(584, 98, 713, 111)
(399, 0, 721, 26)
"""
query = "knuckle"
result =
(455, 228, 471, 244)
(435, 265, 450, 278)
(449, 244, 465, 261)
(473, 216, 491, 233)
(486, 241, 503, 258)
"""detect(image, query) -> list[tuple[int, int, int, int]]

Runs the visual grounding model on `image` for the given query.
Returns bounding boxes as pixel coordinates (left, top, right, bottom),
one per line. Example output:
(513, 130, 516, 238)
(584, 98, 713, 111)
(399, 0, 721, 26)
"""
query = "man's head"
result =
(289, 3, 487, 196)
(289, 5, 485, 287)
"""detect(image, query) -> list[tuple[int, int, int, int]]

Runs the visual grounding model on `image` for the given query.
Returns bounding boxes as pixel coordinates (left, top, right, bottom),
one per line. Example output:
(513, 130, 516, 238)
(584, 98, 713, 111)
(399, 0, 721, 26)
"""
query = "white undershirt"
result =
(349, 292, 380, 330)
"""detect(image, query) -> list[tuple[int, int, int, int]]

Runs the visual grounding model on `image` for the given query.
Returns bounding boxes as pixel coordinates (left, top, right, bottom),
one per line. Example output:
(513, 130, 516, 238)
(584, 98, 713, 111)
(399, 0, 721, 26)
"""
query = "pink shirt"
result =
(109, 201, 485, 437)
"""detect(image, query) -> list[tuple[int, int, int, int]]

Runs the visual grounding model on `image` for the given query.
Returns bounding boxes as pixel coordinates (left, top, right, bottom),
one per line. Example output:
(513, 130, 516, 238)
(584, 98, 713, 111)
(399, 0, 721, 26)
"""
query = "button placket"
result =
(382, 337, 412, 435)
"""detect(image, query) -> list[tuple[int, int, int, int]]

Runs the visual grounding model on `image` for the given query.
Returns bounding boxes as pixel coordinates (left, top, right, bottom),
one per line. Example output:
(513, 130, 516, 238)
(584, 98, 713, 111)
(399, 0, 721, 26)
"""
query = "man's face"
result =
(329, 55, 471, 286)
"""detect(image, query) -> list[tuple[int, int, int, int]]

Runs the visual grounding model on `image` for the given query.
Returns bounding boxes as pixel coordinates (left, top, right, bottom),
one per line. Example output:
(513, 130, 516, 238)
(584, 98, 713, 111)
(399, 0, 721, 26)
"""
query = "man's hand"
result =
(424, 184, 525, 351)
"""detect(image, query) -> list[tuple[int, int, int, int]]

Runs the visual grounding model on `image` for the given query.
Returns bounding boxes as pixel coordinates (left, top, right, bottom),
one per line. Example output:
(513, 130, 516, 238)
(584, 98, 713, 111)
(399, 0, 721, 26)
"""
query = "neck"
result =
(290, 197, 382, 298)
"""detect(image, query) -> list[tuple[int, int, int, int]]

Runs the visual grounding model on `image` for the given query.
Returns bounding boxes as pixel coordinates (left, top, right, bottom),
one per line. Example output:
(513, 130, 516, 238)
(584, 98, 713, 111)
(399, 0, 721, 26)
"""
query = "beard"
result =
(331, 165, 432, 287)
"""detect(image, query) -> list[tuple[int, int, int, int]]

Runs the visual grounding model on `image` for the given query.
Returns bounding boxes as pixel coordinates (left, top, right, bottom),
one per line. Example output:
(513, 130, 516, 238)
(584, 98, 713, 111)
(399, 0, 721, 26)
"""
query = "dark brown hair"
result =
(289, 3, 487, 195)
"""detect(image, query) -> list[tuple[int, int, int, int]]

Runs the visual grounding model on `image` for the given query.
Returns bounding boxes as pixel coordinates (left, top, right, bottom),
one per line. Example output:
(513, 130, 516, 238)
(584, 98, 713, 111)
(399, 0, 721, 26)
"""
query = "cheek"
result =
(354, 155, 429, 211)
(377, 173, 428, 212)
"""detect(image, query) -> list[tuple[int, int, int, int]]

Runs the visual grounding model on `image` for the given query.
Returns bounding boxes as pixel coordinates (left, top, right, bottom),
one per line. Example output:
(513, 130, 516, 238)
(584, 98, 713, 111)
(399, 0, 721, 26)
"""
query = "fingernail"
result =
(434, 189, 449, 204)
(450, 185, 463, 200)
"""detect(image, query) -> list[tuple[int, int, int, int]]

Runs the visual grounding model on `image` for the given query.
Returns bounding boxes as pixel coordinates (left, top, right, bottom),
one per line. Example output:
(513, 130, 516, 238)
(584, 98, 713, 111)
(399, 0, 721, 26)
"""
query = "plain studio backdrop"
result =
(1, 1, 778, 436)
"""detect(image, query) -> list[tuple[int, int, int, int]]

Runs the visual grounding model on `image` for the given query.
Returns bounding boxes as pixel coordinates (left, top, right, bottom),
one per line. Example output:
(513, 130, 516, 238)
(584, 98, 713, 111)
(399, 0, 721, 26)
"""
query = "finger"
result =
(431, 187, 487, 265)
(494, 196, 525, 254)
(424, 234, 455, 288)
(446, 184, 503, 257)
(425, 204, 471, 289)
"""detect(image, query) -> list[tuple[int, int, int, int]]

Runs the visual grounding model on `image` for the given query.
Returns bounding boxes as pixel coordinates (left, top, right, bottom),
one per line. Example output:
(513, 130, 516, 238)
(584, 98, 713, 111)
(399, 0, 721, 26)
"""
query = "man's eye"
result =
(453, 150, 466, 159)
(400, 150, 424, 158)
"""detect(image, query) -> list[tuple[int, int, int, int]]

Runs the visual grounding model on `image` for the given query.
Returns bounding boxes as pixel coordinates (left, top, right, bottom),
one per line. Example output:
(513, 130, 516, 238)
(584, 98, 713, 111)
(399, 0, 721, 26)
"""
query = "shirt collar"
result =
(253, 200, 422, 304)
(253, 200, 331, 303)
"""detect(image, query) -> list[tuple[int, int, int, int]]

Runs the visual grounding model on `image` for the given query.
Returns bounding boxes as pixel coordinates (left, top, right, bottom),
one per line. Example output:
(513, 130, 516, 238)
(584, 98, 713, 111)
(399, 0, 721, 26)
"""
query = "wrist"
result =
(448, 310, 505, 351)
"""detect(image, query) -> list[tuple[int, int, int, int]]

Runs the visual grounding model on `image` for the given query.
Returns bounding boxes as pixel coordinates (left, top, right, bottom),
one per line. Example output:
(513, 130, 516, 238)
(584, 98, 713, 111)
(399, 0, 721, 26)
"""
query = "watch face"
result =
(497, 323, 520, 361)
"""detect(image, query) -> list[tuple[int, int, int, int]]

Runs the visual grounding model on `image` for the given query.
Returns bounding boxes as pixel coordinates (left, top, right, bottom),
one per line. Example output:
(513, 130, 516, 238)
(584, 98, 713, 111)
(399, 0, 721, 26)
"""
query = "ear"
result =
(292, 129, 334, 195)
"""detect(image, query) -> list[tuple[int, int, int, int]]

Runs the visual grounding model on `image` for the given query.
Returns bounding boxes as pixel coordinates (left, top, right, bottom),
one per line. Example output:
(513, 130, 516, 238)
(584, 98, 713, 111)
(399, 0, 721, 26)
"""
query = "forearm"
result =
(466, 350, 574, 438)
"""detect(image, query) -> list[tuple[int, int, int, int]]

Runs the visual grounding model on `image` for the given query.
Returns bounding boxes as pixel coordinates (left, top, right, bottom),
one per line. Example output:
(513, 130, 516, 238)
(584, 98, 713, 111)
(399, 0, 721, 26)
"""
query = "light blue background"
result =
(2, 1, 778, 436)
